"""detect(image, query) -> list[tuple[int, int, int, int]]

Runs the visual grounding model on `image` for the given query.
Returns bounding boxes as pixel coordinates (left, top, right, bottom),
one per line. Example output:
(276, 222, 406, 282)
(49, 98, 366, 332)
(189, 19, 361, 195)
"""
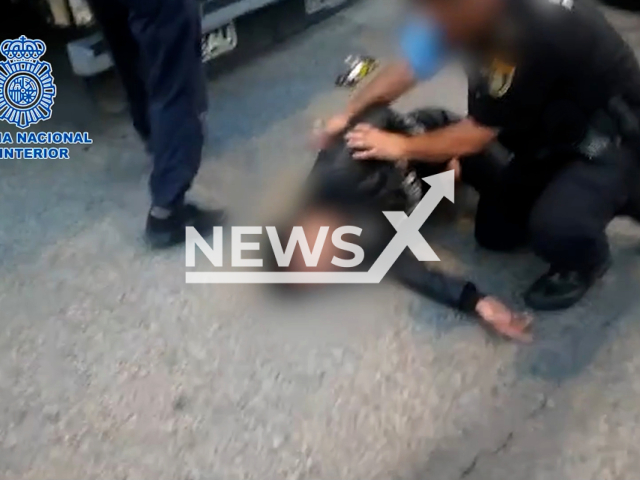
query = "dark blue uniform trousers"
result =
(87, 0, 207, 209)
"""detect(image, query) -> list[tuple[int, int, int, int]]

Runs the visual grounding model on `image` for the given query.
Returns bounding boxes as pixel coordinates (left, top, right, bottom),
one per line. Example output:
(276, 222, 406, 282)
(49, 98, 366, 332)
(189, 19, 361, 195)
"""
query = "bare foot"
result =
(475, 296, 533, 343)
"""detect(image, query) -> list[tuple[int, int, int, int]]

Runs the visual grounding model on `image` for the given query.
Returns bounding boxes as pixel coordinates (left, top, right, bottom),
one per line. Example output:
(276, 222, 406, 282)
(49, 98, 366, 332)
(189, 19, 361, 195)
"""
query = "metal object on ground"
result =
(335, 55, 378, 88)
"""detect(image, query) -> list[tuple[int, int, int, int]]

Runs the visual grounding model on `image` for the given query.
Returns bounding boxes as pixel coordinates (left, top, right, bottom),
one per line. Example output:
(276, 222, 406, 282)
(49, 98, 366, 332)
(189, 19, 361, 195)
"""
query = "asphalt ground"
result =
(1, 1, 640, 479)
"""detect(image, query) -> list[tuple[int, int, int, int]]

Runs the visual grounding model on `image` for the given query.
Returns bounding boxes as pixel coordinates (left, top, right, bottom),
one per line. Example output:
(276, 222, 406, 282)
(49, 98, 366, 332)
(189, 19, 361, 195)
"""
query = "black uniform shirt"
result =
(467, 0, 640, 153)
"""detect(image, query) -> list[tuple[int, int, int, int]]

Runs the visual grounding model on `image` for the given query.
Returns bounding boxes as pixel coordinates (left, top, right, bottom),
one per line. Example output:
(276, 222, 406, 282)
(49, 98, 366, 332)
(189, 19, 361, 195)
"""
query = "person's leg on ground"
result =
(524, 147, 637, 310)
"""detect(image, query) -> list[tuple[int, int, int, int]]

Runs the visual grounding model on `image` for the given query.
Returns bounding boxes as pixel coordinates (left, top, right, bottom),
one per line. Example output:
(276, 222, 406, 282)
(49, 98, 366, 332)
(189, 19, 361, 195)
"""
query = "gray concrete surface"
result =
(1, 2, 640, 479)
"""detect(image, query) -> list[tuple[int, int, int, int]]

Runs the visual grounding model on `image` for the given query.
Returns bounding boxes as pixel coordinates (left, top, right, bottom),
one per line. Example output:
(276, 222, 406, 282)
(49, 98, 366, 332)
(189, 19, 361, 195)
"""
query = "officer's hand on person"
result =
(345, 124, 408, 161)
(312, 113, 351, 149)
(475, 297, 533, 343)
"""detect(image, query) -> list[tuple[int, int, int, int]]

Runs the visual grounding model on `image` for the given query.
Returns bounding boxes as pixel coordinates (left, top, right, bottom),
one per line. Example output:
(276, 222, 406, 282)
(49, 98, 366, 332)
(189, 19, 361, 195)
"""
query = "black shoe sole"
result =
(144, 228, 187, 250)
(524, 284, 591, 312)
(144, 206, 226, 250)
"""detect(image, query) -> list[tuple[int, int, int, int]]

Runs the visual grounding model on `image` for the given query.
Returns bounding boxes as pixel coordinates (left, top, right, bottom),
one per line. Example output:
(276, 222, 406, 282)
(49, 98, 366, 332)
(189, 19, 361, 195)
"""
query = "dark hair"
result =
(308, 104, 407, 209)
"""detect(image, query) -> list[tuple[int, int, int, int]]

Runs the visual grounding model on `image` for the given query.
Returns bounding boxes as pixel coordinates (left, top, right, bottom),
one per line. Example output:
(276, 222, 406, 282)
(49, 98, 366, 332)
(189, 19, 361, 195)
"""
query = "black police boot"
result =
(523, 259, 611, 311)
(145, 203, 226, 249)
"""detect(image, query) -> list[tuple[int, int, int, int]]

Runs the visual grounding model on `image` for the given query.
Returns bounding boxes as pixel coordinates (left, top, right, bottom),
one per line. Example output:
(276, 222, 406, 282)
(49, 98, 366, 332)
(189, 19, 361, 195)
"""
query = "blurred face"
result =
(416, 0, 504, 46)
(289, 209, 347, 273)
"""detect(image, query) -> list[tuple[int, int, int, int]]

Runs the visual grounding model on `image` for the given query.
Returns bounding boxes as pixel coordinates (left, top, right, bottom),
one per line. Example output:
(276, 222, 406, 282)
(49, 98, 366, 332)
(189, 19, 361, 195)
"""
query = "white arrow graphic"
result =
(186, 170, 455, 284)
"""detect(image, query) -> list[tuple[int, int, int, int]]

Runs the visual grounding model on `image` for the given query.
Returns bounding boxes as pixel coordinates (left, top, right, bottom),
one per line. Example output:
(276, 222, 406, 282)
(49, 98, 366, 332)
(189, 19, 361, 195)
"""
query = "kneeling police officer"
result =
(318, 0, 640, 310)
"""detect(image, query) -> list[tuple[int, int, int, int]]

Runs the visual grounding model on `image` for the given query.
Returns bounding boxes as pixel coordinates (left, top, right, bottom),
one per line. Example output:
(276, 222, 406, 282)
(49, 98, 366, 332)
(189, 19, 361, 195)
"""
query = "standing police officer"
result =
(86, 0, 225, 248)
(318, 0, 640, 310)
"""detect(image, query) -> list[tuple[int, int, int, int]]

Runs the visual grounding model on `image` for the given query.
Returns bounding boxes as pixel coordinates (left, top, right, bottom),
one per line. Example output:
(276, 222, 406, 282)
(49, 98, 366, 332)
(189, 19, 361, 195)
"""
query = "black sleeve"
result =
(391, 252, 484, 313)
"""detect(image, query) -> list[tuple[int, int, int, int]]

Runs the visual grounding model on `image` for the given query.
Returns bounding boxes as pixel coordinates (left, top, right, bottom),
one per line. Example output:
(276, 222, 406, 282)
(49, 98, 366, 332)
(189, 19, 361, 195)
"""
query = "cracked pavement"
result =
(1, 2, 640, 479)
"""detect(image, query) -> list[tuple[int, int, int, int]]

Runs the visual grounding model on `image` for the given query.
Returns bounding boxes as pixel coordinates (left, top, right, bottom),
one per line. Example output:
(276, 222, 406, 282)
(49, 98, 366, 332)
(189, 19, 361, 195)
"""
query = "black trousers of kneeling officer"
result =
(450, 109, 640, 311)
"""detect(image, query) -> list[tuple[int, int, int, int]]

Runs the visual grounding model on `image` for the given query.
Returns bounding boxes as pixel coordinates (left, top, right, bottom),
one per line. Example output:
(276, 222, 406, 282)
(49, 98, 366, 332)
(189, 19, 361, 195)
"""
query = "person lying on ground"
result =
(275, 104, 532, 342)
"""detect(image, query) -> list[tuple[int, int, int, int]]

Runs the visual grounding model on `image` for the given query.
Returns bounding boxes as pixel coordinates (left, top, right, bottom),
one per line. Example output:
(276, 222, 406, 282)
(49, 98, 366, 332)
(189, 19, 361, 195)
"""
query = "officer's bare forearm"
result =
(345, 60, 416, 119)
(401, 119, 498, 162)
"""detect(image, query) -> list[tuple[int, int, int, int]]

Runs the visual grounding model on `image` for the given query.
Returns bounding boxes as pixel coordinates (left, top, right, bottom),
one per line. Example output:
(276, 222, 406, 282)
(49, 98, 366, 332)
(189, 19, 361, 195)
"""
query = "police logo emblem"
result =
(0, 36, 56, 129)
(487, 58, 516, 98)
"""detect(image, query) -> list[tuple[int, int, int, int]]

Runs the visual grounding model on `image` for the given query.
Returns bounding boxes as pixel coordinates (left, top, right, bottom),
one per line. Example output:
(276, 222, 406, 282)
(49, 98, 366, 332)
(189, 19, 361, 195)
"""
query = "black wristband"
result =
(459, 282, 485, 313)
